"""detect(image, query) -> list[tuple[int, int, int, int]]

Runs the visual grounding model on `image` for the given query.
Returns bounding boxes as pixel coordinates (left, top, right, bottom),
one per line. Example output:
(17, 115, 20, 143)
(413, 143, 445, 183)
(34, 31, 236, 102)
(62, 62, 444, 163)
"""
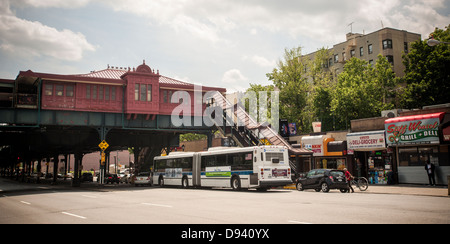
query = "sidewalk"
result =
(360, 184, 449, 197)
(284, 183, 449, 197)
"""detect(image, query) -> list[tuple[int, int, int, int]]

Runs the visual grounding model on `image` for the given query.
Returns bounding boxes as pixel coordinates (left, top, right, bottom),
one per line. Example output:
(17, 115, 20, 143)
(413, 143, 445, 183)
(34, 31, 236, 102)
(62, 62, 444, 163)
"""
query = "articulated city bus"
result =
(153, 146, 291, 191)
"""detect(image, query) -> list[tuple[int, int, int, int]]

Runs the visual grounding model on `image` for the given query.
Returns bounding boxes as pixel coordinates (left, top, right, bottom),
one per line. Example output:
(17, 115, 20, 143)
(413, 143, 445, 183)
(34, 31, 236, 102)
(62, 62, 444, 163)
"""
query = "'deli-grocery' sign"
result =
(384, 113, 444, 146)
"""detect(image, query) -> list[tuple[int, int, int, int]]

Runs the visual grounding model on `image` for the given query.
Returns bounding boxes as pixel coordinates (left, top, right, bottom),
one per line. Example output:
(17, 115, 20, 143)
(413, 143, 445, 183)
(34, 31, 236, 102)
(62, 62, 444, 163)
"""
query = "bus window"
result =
(266, 152, 284, 163)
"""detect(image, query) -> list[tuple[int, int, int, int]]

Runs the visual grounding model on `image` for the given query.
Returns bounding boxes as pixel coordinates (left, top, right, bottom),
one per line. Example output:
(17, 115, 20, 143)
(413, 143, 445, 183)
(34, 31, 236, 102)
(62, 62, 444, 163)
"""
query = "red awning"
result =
(384, 112, 445, 124)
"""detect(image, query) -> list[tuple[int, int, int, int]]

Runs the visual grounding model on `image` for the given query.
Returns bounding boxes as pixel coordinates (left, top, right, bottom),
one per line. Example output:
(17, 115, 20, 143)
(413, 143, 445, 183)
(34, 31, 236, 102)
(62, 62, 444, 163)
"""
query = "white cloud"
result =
(221, 69, 249, 92)
(16, 0, 91, 9)
(243, 55, 276, 68)
(0, 0, 95, 61)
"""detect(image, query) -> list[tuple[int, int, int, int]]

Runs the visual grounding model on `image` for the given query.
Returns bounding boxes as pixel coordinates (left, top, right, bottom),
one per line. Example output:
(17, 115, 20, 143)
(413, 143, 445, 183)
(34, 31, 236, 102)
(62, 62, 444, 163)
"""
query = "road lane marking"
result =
(141, 203, 173, 208)
(20, 201, 31, 205)
(288, 220, 312, 224)
(81, 194, 97, 198)
(61, 212, 87, 219)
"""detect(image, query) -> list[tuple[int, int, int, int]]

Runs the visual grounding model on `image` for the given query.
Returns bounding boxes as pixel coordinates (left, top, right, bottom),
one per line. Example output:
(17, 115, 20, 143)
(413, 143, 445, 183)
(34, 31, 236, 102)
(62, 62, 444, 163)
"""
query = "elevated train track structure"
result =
(0, 60, 311, 186)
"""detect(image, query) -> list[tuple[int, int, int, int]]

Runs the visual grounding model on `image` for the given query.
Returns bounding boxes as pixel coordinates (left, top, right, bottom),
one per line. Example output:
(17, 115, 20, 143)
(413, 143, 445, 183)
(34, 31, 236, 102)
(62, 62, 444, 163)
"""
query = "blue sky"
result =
(1, 0, 449, 92)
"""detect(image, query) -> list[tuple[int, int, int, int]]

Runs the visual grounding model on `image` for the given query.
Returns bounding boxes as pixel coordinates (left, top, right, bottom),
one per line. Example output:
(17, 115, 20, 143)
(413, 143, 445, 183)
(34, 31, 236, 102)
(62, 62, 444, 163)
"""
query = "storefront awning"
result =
(385, 112, 444, 146)
(384, 112, 445, 124)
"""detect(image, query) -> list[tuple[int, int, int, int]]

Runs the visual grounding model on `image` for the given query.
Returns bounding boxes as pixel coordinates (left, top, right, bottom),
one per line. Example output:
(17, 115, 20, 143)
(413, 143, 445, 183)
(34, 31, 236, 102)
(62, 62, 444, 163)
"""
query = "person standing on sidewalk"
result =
(424, 161, 436, 186)
(344, 168, 354, 193)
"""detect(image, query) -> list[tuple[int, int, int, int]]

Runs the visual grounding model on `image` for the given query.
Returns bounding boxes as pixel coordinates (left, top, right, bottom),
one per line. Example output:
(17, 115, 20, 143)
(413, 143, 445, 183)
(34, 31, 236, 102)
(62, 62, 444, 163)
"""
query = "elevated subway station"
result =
(0, 61, 225, 185)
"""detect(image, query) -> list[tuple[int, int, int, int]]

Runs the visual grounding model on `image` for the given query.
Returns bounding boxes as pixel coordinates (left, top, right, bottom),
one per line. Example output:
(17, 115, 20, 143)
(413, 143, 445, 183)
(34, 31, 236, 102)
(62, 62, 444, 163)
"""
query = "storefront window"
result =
(368, 151, 393, 184)
(315, 158, 346, 170)
(399, 146, 440, 166)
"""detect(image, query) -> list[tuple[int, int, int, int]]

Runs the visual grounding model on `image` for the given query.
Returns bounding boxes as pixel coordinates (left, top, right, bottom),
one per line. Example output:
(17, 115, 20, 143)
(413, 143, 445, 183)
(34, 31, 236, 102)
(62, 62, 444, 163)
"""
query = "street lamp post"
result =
(427, 38, 450, 46)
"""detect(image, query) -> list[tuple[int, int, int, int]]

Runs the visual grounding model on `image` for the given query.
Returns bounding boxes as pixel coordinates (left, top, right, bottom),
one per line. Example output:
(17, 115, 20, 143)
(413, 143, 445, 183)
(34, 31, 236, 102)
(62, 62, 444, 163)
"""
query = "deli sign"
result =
(385, 113, 444, 145)
(347, 131, 386, 151)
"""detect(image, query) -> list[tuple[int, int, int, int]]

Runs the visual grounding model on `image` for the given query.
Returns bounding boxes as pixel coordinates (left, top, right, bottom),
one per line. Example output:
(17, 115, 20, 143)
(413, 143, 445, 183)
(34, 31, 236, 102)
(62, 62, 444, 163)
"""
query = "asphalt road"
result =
(1, 184, 449, 224)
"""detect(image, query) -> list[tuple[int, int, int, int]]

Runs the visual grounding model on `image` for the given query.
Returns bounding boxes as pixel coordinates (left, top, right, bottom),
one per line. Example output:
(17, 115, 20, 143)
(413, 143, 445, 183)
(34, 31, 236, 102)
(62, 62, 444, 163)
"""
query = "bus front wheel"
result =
(231, 176, 241, 191)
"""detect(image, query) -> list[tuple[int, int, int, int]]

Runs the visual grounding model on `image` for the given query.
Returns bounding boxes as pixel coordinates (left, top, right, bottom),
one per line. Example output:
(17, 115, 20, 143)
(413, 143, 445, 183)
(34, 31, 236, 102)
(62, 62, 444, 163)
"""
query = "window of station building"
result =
(382, 39, 392, 49)
(66, 85, 74, 97)
(105, 86, 109, 100)
(334, 54, 339, 63)
(98, 85, 104, 100)
(147, 85, 152, 102)
(44, 84, 53, 96)
(134, 83, 152, 102)
(140, 84, 146, 101)
(111, 87, 116, 101)
(86, 85, 90, 99)
(360, 47, 364, 56)
(134, 84, 139, 101)
(55, 85, 64, 96)
(92, 85, 97, 99)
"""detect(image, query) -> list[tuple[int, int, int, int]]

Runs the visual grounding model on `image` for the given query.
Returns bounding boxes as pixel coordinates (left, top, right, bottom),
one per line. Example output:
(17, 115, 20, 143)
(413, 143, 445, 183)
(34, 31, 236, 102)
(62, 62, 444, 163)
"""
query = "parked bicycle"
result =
(350, 177, 369, 191)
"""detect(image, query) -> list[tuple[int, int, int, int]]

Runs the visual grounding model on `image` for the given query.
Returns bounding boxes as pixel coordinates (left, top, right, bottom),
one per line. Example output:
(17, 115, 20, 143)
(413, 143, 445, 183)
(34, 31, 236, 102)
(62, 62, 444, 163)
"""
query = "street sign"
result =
(98, 140, 109, 151)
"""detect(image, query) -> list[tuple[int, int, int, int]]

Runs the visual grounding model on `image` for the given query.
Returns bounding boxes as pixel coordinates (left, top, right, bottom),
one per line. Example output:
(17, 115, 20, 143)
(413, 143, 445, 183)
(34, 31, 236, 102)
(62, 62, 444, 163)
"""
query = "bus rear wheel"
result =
(231, 176, 241, 191)
(182, 177, 189, 188)
(158, 176, 164, 187)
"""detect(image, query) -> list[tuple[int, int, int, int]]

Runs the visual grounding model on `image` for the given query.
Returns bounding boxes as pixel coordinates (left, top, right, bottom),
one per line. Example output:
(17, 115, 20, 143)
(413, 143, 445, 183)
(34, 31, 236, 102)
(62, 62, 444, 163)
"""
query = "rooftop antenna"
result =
(381, 20, 384, 28)
(348, 22, 354, 33)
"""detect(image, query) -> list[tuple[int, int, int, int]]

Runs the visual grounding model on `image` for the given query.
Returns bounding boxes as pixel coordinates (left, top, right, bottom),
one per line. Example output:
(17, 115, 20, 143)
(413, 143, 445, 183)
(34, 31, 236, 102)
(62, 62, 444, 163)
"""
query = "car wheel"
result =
(340, 188, 348, 193)
(321, 182, 330, 192)
(296, 182, 304, 191)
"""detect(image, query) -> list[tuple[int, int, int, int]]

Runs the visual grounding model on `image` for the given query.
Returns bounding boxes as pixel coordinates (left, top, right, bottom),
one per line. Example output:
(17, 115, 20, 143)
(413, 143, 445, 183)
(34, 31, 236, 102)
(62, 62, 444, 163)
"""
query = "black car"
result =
(103, 173, 120, 184)
(296, 169, 348, 193)
(81, 172, 93, 182)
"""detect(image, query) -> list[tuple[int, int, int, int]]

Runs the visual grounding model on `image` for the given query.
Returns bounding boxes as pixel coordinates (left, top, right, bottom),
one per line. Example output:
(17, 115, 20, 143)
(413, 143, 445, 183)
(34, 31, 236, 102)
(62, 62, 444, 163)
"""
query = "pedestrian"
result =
(424, 160, 436, 186)
(344, 168, 354, 193)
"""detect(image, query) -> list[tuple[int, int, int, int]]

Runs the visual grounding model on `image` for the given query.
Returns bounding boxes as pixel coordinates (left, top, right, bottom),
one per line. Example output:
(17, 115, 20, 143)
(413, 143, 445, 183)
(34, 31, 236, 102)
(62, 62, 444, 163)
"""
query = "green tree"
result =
(266, 47, 310, 132)
(308, 48, 336, 132)
(400, 25, 450, 108)
(331, 55, 396, 129)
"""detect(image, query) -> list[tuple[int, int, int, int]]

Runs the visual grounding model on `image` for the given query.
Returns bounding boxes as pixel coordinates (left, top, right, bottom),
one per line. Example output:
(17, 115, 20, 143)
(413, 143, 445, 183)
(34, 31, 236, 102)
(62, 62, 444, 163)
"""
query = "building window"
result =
(98, 85, 104, 100)
(334, 54, 339, 63)
(92, 85, 97, 99)
(45, 84, 53, 96)
(111, 87, 116, 101)
(135, 84, 139, 101)
(140, 84, 146, 102)
(350, 49, 355, 58)
(55, 85, 64, 96)
(342, 52, 346, 61)
(368, 44, 373, 54)
(404, 42, 408, 53)
(105, 87, 109, 100)
(382, 39, 392, 49)
(66, 85, 74, 97)
(328, 58, 333, 67)
(86, 85, 90, 99)
(147, 85, 152, 102)
(369, 60, 374, 66)
(360, 47, 364, 56)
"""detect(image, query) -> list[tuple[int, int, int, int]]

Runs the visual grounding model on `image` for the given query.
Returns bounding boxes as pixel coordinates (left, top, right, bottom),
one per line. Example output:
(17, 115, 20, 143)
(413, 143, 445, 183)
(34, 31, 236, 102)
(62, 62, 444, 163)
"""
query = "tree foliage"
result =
(266, 47, 311, 132)
(400, 25, 450, 108)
